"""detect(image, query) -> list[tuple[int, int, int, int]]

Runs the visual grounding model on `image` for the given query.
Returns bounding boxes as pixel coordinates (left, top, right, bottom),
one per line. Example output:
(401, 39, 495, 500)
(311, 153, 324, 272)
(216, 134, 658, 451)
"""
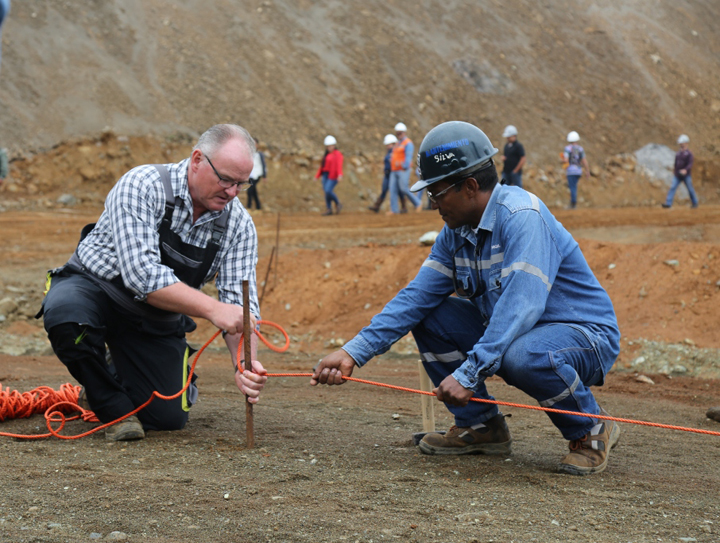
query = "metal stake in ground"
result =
(243, 280, 255, 449)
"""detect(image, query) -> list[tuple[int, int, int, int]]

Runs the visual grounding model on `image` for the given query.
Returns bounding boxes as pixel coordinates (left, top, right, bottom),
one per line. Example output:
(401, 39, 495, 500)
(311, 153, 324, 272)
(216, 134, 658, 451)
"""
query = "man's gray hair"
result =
(193, 124, 256, 158)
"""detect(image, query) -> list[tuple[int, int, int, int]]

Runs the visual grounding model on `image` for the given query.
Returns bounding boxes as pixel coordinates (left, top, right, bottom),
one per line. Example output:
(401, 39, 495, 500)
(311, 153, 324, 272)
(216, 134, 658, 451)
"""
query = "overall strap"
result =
(153, 164, 179, 225)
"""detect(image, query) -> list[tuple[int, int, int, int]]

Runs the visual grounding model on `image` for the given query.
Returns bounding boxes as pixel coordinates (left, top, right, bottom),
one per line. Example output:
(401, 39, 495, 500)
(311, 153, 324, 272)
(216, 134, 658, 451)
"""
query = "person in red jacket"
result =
(315, 135, 344, 215)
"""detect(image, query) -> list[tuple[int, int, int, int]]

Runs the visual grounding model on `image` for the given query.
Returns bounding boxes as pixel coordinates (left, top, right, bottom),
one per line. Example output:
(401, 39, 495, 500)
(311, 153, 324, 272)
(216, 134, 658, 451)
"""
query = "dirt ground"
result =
(1, 205, 720, 543)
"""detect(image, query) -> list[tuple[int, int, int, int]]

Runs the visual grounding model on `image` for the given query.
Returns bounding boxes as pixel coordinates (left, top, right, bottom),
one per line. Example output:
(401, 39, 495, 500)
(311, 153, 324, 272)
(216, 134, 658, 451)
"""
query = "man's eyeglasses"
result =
(427, 176, 472, 204)
(451, 234, 488, 300)
(204, 154, 251, 191)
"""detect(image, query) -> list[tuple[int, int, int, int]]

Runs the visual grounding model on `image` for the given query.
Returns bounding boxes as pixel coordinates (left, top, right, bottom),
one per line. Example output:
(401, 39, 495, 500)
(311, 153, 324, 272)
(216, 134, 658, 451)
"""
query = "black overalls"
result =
(39, 165, 229, 431)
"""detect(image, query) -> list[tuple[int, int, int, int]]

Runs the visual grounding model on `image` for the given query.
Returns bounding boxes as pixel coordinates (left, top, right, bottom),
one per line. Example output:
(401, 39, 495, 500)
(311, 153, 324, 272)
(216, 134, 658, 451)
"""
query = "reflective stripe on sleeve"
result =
(420, 350, 467, 364)
(421, 258, 453, 278)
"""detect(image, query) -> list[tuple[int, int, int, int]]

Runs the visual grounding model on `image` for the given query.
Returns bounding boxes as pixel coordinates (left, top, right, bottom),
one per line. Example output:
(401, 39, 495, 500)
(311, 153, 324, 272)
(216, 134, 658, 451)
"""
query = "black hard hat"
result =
(411, 121, 498, 192)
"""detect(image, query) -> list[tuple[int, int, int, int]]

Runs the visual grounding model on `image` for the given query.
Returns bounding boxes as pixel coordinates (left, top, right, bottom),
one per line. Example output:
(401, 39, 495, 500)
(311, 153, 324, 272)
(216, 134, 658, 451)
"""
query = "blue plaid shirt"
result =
(343, 183, 620, 390)
(76, 159, 260, 318)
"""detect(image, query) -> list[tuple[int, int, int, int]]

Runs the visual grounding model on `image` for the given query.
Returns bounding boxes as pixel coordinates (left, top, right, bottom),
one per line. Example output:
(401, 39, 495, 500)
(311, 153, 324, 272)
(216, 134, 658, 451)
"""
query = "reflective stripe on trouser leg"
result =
(181, 346, 199, 412)
(498, 324, 603, 441)
(411, 297, 498, 427)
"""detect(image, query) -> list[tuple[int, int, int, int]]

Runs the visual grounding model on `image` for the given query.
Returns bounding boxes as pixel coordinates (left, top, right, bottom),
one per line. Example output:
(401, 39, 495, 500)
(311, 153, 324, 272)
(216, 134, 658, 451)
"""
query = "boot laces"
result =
(569, 434, 588, 451)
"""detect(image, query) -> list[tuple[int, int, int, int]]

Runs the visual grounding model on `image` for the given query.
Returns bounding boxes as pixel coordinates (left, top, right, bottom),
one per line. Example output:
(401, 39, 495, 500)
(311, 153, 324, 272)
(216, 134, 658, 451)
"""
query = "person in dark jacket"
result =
(246, 138, 267, 210)
(662, 134, 699, 209)
(500, 125, 526, 188)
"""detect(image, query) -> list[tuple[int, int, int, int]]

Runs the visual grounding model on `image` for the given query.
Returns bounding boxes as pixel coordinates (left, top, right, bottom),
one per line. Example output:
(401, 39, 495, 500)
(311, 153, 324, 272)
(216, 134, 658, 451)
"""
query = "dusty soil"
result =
(1, 1, 720, 540)
(1, 205, 720, 543)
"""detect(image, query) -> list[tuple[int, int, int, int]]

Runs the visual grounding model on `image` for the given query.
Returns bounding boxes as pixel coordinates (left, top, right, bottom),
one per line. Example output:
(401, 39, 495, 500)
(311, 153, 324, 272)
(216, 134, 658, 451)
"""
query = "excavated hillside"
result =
(1, 0, 719, 165)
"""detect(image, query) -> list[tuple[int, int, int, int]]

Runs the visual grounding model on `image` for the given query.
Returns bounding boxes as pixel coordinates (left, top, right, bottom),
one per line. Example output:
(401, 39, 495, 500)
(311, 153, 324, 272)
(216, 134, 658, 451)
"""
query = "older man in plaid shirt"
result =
(39, 124, 267, 441)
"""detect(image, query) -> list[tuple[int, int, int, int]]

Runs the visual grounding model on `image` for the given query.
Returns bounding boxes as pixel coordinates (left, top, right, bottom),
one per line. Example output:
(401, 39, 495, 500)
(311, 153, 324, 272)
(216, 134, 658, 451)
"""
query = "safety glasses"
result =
(204, 154, 251, 191)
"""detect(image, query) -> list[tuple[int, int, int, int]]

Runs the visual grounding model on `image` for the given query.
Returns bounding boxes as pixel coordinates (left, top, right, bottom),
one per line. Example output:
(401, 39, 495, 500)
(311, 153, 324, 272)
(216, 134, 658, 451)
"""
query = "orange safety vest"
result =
(391, 138, 412, 171)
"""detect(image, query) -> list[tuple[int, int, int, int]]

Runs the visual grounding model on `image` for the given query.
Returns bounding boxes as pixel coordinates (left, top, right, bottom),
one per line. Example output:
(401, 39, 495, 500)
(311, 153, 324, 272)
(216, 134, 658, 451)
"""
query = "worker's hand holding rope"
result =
(310, 349, 356, 386)
(234, 359, 267, 404)
(225, 328, 267, 403)
(433, 375, 475, 407)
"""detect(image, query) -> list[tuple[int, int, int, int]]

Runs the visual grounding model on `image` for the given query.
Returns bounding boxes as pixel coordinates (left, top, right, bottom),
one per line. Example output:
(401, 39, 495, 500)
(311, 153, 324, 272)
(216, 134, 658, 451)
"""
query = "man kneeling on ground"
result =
(311, 121, 621, 475)
(38, 124, 267, 441)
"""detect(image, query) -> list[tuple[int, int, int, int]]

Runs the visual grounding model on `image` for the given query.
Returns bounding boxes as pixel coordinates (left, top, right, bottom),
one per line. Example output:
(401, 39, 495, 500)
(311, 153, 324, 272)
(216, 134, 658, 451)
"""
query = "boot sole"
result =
(418, 439, 512, 456)
(558, 422, 621, 476)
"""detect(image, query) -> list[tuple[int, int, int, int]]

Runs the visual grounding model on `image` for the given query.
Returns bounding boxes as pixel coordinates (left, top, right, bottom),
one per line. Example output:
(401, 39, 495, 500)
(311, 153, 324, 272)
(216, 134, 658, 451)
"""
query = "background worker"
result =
(662, 134, 698, 209)
(315, 135, 343, 216)
(38, 124, 268, 441)
(388, 122, 421, 215)
(0, 147, 8, 187)
(563, 131, 589, 209)
(368, 133, 407, 213)
(312, 121, 621, 476)
(246, 137, 267, 210)
(500, 125, 526, 188)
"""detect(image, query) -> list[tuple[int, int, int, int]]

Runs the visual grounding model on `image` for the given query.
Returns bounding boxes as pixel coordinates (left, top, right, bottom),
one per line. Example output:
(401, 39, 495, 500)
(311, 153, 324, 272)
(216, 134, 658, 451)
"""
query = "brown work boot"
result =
(105, 415, 145, 442)
(707, 406, 720, 423)
(558, 410, 620, 475)
(418, 413, 512, 455)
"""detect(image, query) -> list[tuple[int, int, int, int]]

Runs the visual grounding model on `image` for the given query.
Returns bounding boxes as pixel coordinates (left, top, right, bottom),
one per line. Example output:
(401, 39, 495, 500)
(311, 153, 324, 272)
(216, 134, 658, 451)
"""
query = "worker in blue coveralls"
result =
(312, 121, 622, 475)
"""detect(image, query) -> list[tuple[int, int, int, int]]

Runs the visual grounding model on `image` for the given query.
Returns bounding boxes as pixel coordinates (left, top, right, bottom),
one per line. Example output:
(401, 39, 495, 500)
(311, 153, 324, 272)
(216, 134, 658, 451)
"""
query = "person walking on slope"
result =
(662, 134, 699, 209)
(500, 125, 526, 188)
(368, 134, 407, 213)
(563, 131, 589, 209)
(388, 122, 422, 215)
(0, 147, 8, 187)
(37, 124, 268, 441)
(312, 121, 622, 475)
(246, 138, 267, 210)
(315, 135, 343, 216)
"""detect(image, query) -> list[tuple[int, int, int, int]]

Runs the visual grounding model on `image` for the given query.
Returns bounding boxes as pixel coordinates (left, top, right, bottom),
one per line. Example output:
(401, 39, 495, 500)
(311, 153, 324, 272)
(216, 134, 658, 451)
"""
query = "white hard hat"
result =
(394, 122, 407, 132)
(677, 134, 690, 144)
(323, 135, 337, 146)
(502, 125, 518, 138)
(567, 131, 580, 143)
(383, 134, 398, 145)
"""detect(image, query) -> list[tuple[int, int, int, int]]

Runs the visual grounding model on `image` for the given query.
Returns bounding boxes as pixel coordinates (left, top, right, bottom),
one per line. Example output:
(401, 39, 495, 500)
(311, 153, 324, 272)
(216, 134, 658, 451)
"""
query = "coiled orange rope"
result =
(0, 320, 289, 440)
(2, 321, 719, 439)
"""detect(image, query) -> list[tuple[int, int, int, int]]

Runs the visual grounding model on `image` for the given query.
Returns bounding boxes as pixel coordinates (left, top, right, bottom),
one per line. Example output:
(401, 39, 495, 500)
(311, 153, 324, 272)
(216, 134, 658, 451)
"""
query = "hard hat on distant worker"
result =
(677, 134, 690, 144)
(567, 131, 580, 143)
(411, 121, 498, 193)
(383, 134, 398, 145)
(323, 135, 337, 146)
(502, 125, 518, 138)
(394, 122, 407, 133)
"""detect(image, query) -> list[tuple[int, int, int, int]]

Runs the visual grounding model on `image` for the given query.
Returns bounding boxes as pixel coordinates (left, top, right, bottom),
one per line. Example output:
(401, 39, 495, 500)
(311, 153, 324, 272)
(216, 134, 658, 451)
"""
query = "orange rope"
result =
(3, 323, 719, 439)
(0, 320, 288, 440)
(267, 373, 720, 437)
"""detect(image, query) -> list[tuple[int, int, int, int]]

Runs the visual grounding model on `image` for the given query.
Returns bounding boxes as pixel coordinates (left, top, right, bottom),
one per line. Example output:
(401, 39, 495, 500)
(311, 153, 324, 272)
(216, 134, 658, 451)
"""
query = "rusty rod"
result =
(243, 279, 254, 449)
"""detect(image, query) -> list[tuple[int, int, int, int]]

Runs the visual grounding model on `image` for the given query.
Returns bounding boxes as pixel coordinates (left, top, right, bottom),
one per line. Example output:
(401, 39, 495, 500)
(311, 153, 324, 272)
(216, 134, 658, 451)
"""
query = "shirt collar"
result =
(455, 182, 502, 245)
